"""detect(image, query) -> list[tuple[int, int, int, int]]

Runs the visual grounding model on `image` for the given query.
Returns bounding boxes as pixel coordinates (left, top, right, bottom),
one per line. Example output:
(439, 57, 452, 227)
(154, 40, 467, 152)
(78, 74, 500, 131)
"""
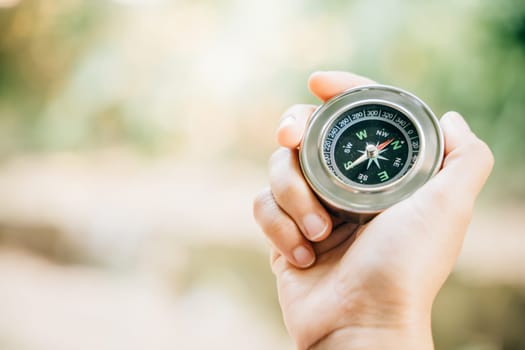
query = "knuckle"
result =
(476, 138, 495, 169)
(252, 188, 299, 240)
(463, 134, 495, 172)
(269, 150, 301, 198)
(268, 147, 290, 169)
(252, 188, 273, 221)
(467, 133, 489, 154)
(264, 211, 300, 246)
(452, 132, 493, 165)
(271, 175, 305, 207)
(265, 213, 294, 239)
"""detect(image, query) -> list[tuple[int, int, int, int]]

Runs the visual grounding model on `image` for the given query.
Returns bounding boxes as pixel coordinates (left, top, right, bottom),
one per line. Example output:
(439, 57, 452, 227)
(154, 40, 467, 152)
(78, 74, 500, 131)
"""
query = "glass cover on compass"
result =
(322, 104, 420, 188)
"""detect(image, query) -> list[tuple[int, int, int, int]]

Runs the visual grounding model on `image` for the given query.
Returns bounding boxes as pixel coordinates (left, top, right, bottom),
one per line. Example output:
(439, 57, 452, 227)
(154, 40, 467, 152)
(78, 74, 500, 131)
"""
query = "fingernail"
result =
(303, 213, 327, 240)
(442, 111, 471, 133)
(292, 246, 315, 268)
(279, 114, 296, 129)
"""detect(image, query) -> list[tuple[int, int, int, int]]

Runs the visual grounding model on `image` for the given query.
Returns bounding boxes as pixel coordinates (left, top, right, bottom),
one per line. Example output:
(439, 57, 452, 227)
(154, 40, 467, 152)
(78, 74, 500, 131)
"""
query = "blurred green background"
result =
(0, 0, 524, 349)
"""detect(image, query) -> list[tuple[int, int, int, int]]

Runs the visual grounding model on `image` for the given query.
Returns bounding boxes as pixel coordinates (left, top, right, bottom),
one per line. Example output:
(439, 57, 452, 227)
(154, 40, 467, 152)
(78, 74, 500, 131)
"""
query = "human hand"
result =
(253, 71, 494, 350)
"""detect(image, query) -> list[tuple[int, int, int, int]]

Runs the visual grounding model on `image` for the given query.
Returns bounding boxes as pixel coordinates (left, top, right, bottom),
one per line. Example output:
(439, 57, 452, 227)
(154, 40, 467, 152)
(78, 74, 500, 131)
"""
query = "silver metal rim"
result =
(299, 84, 444, 216)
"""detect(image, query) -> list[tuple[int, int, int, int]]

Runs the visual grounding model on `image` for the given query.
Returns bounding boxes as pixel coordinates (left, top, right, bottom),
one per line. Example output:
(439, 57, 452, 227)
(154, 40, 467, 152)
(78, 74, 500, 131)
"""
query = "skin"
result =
(253, 71, 494, 350)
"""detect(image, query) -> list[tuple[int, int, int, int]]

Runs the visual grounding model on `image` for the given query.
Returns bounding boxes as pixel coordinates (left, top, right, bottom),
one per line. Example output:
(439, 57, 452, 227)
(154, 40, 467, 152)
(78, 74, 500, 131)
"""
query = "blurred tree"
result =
(0, 0, 108, 153)
(475, 0, 525, 199)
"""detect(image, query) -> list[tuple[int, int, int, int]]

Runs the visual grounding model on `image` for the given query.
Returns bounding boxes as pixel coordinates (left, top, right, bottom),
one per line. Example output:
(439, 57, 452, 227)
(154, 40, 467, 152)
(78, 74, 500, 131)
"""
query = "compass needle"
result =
(346, 153, 368, 170)
(377, 138, 395, 151)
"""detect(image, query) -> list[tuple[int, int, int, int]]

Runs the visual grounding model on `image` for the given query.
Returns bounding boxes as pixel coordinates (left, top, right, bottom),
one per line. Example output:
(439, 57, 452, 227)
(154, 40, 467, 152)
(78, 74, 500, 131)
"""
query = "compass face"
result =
(322, 104, 420, 187)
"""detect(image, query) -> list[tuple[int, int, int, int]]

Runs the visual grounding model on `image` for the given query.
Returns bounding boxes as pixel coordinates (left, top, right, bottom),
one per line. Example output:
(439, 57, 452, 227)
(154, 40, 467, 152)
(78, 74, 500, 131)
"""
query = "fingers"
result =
(258, 70, 378, 270)
(269, 148, 332, 242)
(253, 188, 316, 269)
(308, 71, 376, 102)
(276, 104, 317, 148)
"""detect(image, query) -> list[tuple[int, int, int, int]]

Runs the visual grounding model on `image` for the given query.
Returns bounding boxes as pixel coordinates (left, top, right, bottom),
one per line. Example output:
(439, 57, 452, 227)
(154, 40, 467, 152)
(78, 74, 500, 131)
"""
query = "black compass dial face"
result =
(322, 104, 420, 186)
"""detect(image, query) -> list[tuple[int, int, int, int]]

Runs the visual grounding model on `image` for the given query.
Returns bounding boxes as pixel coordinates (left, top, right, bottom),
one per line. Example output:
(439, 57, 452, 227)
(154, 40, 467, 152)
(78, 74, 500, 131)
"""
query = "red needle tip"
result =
(377, 138, 395, 151)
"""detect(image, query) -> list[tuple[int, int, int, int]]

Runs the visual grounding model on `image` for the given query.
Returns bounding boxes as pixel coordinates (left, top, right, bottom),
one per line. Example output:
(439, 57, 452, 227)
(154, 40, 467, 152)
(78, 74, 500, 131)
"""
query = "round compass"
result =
(300, 85, 444, 223)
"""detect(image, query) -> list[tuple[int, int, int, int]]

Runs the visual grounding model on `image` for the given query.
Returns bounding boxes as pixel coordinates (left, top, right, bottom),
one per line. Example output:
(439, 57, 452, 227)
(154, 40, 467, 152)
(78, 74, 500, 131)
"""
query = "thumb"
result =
(428, 111, 493, 204)
(412, 111, 494, 239)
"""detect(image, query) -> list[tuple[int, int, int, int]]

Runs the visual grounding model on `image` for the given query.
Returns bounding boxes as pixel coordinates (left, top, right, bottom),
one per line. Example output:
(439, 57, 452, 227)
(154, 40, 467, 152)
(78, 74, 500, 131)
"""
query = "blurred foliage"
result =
(1, 0, 524, 196)
(434, 275, 525, 350)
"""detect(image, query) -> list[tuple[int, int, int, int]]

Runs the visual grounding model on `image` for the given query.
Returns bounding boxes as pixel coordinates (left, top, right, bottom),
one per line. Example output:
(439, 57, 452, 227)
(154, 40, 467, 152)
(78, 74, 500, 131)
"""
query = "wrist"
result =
(309, 317, 433, 350)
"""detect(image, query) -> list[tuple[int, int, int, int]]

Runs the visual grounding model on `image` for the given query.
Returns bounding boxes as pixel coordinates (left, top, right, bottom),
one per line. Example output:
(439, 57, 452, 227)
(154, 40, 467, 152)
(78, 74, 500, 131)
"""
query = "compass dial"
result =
(322, 104, 420, 187)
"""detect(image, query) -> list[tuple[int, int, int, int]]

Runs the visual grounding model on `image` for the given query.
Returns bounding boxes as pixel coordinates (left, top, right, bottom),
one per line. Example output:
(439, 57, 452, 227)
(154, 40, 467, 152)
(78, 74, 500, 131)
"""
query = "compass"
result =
(300, 85, 444, 223)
